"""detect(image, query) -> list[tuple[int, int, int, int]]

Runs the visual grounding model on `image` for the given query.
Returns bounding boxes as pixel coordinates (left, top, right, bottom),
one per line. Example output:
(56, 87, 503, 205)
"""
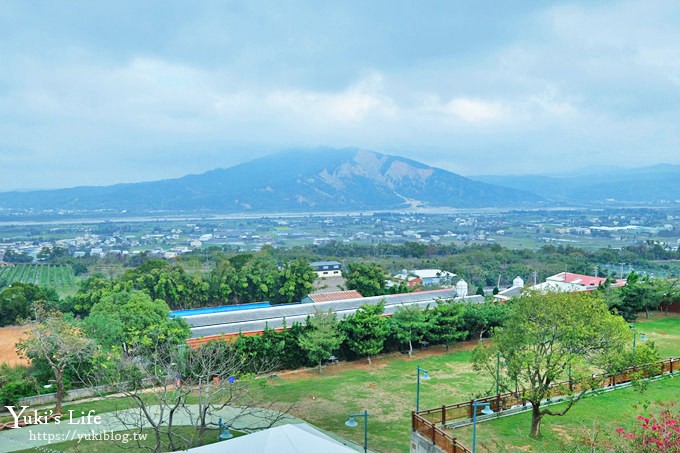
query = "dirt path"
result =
(0, 325, 29, 366)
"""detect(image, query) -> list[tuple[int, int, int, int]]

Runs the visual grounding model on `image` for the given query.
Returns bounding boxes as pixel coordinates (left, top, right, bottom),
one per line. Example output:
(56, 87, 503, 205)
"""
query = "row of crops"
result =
(0, 264, 78, 294)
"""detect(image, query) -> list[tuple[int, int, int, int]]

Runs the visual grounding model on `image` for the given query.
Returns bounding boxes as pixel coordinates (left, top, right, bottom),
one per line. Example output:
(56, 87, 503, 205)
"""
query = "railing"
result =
(412, 357, 679, 453)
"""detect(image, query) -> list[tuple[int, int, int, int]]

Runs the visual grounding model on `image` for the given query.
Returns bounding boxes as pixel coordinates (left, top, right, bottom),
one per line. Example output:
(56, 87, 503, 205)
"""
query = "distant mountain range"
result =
(0, 149, 542, 214)
(0, 149, 676, 215)
(471, 164, 680, 204)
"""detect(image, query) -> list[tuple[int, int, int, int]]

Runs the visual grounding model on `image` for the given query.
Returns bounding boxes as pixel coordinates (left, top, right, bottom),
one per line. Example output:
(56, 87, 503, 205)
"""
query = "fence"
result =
(9, 377, 158, 408)
(412, 357, 680, 453)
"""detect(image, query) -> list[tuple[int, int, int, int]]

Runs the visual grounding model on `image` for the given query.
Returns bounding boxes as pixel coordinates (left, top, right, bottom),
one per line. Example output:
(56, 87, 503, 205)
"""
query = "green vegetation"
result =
(453, 375, 680, 452)
(2, 314, 676, 453)
(298, 308, 344, 373)
(0, 264, 77, 295)
(473, 292, 634, 437)
(0, 282, 59, 326)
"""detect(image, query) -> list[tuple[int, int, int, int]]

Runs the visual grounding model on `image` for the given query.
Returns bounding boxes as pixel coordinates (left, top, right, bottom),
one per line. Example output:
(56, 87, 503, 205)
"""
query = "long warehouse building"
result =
(177, 289, 484, 344)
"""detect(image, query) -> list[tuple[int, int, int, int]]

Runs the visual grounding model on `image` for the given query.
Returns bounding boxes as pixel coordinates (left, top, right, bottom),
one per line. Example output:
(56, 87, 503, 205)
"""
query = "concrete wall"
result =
(13, 378, 157, 407)
(410, 431, 445, 453)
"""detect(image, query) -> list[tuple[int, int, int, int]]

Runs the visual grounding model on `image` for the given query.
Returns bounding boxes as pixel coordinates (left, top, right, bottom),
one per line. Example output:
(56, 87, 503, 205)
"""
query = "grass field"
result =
(453, 375, 680, 452)
(631, 313, 680, 359)
(2, 313, 677, 452)
(0, 264, 78, 295)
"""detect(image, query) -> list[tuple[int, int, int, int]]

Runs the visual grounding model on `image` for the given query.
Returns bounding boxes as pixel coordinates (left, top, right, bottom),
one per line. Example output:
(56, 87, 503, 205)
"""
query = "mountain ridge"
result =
(0, 148, 544, 213)
(470, 164, 680, 203)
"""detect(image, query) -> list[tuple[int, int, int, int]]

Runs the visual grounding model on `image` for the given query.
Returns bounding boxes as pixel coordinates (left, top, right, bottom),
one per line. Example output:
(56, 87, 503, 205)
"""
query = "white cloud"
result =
(442, 98, 505, 122)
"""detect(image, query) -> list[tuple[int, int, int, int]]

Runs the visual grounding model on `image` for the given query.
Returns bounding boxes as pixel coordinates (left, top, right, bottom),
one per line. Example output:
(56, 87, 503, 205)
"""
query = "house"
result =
(310, 261, 342, 277)
(531, 272, 626, 293)
(393, 269, 456, 287)
(0, 261, 13, 267)
(301, 290, 363, 304)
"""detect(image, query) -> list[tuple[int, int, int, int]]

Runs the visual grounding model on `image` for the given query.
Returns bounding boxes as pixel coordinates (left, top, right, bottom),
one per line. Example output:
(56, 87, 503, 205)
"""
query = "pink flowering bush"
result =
(616, 404, 680, 452)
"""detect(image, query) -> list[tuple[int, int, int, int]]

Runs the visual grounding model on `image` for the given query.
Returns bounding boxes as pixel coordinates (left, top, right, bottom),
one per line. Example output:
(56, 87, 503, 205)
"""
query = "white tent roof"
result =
(186, 423, 357, 453)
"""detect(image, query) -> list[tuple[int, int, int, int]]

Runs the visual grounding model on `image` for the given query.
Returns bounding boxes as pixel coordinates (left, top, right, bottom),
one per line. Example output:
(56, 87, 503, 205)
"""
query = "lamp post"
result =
(415, 365, 430, 412)
(629, 324, 648, 361)
(471, 401, 494, 453)
(218, 417, 233, 440)
(345, 410, 369, 453)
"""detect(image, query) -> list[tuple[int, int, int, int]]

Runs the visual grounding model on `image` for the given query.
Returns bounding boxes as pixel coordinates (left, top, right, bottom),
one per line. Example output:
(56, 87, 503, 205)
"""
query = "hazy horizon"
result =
(2, 1, 680, 190)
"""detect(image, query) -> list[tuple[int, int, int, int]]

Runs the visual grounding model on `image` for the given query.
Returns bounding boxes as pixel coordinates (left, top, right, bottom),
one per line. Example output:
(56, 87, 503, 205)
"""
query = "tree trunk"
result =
(54, 369, 64, 415)
(318, 360, 323, 374)
(408, 340, 413, 357)
(367, 355, 372, 365)
(530, 402, 542, 437)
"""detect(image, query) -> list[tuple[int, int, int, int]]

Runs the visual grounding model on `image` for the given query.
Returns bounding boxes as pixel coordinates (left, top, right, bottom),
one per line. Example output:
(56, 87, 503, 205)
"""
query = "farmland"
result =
(0, 264, 78, 295)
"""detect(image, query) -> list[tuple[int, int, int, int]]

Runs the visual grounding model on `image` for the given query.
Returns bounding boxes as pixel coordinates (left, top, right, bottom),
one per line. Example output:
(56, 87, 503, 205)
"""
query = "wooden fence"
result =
(412, 357, 680, 453)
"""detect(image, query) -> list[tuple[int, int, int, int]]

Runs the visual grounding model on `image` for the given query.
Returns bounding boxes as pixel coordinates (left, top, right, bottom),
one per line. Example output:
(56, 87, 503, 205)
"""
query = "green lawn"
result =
(631, 313, 680, 359)
(261, 344, 494, 453)
(4, 314, 677, 453)
(452, 374, 680, 452)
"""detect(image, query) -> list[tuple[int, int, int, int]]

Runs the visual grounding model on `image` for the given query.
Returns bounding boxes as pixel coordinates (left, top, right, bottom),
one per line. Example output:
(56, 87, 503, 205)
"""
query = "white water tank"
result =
(456, 279, 468, 297)
(513, 276, 525, 288)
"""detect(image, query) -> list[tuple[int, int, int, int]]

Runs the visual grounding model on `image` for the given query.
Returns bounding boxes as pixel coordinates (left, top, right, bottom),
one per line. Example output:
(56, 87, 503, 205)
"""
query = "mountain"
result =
(471, 164, 680, 204)
(0, 149, 543, 214)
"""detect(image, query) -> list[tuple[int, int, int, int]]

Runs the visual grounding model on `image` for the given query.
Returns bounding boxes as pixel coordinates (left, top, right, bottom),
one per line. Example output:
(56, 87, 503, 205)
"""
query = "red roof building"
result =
(302, 290, 364, 304)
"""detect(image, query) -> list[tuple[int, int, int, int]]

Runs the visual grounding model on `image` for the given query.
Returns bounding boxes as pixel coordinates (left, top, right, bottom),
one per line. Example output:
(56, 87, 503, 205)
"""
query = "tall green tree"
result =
(473, 291, 630, 437)
(0, 283, 59, 326)
(391, 304, 428, 357)
(62, 275, 112, 316)
(608, 272, 655, 321)
(425, 300, 467, 350)
(340, 302, 389, 365)
(299, 308, 344, 373)
(463, 301, 509, 341)
(344, 262, 387, 297)
(87, 290, 190, 354)
(274, 258, 317, 304)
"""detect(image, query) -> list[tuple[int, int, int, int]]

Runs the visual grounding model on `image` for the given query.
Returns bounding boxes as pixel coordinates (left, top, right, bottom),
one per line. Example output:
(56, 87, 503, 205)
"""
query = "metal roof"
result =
(182, 289, 483, 338)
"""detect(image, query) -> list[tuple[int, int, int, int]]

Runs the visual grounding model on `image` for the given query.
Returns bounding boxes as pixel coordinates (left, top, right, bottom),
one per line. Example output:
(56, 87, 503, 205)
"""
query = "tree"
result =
(62, 275, 112, 316)
(273, 258, 317, 304)
(340, 302, 390, 365)
(473, 291, 630, 437)
(17, 313, 97, 414)
(608, 272, 657, 321)
(391, 304, 428, 357)
(0, 283, 56, 326)
(425, 299, 467, 350)
(93, 339, 292, 452)
(463, 301, 509, 341)
(658, 277, 680, 316)
(87, 290, 190, 354)
(298, 308, 344, 373)
(344, 262, 387, 297)
(3, 249, 32, 263)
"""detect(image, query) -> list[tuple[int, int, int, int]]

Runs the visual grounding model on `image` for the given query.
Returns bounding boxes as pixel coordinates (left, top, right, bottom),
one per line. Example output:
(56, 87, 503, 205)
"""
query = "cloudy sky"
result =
(1, 1, 679, 190)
